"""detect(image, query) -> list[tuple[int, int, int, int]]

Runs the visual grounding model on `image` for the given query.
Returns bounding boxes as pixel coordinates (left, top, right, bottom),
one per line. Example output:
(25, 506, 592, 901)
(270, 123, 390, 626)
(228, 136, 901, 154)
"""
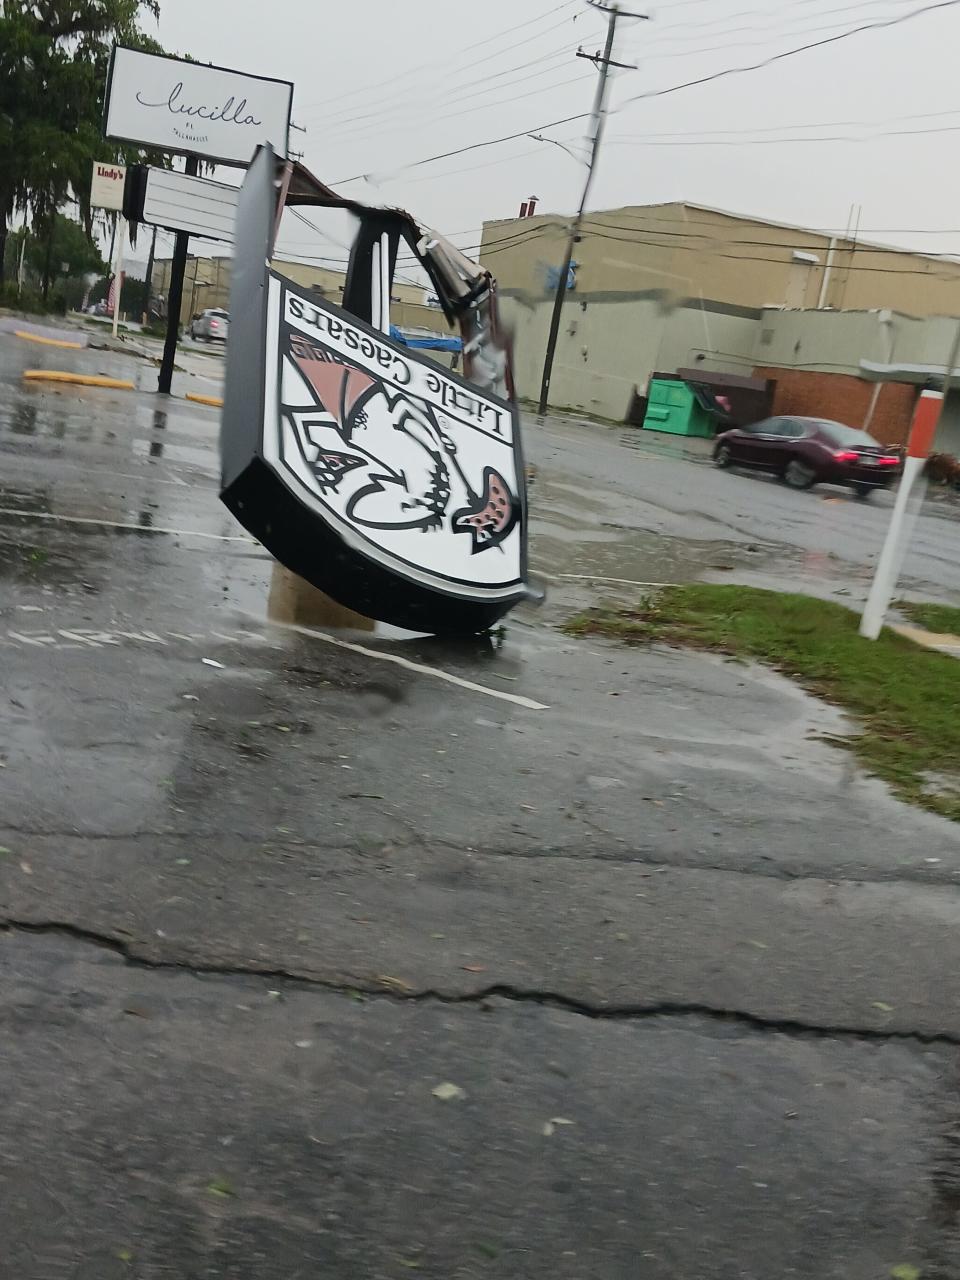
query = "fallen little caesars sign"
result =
(104, 47, 292, 166)
(90, 161, 127, 210)
(266, 280, 524, 595)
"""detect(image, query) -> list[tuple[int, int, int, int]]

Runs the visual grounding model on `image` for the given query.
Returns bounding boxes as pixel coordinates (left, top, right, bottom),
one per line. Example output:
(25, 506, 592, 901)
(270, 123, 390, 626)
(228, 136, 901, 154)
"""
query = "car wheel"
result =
(783, 459, 817, 490)
(851, 483, 873, 499)
(714, 444, 733, 469)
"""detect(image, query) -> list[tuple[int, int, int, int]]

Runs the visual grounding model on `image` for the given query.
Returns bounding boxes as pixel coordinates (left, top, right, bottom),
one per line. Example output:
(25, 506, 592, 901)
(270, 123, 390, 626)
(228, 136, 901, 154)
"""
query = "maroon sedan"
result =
(713, 416, 902, 497)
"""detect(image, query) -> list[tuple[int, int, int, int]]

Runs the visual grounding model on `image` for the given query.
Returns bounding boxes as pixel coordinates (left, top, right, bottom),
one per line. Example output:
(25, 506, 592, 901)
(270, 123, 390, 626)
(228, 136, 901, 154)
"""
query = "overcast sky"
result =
(138, 0, 960, 272)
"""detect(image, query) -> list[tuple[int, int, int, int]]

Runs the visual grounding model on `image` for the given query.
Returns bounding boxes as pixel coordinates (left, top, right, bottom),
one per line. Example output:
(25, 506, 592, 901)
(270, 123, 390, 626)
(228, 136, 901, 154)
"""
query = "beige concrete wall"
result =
(751, 308, 960, 377)
(481, 203, 960, 318)
(500, 293, 762, 421)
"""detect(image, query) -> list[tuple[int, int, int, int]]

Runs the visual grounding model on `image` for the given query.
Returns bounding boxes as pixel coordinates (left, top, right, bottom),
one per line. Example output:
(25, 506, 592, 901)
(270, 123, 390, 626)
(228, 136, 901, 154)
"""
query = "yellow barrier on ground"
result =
(185, 392, 224, 407)
(15, 330, 84, 350)
(22, 370, 135, 390)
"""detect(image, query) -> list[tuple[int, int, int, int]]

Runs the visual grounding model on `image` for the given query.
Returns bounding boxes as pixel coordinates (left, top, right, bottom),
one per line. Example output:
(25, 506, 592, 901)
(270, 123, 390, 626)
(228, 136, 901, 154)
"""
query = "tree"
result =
(9, 213, 106, 298)
(0, 1, 168, 284)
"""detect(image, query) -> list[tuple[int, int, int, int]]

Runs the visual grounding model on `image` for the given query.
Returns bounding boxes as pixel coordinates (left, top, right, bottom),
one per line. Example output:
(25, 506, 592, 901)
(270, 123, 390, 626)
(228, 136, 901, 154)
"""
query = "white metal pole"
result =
(378, 231, 391, 335)
(859, 388, 942, 639)
(17, 233, 26, 299)
(859, 454, 926, 639)
(111, 222, 124, 339)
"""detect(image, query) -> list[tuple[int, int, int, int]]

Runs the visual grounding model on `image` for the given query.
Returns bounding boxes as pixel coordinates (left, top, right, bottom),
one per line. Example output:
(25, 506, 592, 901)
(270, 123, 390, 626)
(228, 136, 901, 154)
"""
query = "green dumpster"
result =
(642, 377, 715, 438)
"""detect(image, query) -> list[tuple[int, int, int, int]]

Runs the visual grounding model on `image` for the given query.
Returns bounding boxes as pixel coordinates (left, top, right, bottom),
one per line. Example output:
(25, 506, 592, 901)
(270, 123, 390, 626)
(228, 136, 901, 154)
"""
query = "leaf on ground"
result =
(872, 1001, 895, 1012)
(0, 847, 10, 856)
(116, 1248, 134, 1263)
(747, 939, 768, 949)
(206, 1177, 235, 1198)
(890, 1266, 921, 1280)
(461, 964, 486, 973)
(432, 1082, 466, 1101)
(376, 974, 414, 992)
(19, 861, 32, 875)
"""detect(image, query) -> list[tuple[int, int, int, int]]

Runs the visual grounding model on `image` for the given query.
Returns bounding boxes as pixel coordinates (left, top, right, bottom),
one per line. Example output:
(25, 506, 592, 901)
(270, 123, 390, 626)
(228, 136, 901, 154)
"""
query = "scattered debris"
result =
(201, 658, 225, 669)
(431, 1082, 466, 1102)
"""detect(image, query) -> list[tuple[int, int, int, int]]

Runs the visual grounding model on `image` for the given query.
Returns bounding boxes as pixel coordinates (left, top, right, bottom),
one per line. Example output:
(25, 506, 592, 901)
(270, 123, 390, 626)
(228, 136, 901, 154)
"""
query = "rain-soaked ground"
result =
(3, 323, 960, 1277)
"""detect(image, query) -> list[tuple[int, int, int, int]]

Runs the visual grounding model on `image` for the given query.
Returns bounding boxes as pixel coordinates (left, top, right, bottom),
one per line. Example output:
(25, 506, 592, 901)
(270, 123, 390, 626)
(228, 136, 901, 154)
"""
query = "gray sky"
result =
(140, 0, 960, 271)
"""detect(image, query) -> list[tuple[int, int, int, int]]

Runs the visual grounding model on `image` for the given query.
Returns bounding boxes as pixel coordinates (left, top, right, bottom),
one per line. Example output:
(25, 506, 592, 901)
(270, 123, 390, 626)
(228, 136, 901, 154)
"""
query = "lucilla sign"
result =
(103, 47, 293, 167)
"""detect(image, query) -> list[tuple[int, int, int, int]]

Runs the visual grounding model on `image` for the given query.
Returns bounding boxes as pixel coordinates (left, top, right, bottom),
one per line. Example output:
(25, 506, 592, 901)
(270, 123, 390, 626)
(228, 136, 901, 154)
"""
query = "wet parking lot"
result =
(3, 326, 960, 1277)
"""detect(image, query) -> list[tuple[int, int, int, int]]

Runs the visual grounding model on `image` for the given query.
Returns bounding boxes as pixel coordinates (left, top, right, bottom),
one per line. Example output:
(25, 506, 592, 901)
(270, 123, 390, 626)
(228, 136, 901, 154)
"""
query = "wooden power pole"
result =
(537, 0, 643, 416)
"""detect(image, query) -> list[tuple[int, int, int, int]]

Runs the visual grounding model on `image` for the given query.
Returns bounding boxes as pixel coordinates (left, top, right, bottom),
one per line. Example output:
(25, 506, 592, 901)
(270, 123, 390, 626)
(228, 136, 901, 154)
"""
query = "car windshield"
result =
(815, 421, 882, 447)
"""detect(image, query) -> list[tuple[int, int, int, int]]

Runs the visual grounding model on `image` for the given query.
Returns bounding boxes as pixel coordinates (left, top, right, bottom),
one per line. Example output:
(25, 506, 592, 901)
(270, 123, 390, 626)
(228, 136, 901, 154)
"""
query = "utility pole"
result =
(537, 0, 644, 415)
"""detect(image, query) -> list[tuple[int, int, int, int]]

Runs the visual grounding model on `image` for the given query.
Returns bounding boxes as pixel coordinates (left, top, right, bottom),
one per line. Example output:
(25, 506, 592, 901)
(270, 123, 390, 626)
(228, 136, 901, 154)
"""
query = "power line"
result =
(631, 0, 923, 50)
(616, 0, 960, 108)
(295, 0, 579, 113)
(332, 0, 960, 185)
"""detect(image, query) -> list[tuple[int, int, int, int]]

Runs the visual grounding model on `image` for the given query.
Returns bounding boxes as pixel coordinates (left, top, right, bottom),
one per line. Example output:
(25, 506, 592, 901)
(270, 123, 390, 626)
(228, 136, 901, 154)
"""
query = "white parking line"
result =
(267, 619, 549, 712)
(0, 507, 255, 543)
(2, 621, 550, 710)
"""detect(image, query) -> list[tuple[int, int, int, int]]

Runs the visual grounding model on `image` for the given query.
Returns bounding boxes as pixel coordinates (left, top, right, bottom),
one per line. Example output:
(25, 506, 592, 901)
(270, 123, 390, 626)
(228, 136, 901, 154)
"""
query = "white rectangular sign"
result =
(142, 167, 239, 243)
(90, 161, 127, 210)
(104, 46, 292, 167)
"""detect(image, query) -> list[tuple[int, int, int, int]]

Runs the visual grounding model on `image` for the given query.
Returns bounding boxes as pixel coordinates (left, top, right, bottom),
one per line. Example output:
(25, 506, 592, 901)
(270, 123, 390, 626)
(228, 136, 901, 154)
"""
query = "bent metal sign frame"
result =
(104, 46, 292, 166)
(221, 156, 530, 634)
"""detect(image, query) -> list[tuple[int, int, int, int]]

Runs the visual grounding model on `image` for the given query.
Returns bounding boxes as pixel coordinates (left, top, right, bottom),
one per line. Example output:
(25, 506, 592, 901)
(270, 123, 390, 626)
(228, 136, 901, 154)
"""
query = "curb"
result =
(185, 392, 224, 408)
(22, 370, 135, 390)
(15, 330, 85, 350)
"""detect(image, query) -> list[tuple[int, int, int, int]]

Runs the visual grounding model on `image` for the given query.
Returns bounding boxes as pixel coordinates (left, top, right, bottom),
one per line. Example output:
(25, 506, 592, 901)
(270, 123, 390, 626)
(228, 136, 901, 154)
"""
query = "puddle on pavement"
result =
(531, 524, 792, 590)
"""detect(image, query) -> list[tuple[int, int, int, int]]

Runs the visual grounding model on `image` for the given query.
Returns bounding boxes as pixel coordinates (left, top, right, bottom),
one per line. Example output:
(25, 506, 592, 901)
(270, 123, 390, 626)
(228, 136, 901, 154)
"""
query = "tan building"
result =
(480, 201, 960, 316)
(152, 255, 431, 328)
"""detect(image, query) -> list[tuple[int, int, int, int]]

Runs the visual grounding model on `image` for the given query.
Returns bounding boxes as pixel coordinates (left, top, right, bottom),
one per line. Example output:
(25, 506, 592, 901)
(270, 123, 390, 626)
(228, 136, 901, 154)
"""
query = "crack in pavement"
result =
(3, 828, 958, 884)
(4, 917, 959, 1047)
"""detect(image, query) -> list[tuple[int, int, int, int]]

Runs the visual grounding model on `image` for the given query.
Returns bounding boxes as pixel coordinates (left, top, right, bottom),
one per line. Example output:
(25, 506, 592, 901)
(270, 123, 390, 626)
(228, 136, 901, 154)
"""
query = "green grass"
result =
(899, 600, 960, 636)
(565, 584, 960, 821)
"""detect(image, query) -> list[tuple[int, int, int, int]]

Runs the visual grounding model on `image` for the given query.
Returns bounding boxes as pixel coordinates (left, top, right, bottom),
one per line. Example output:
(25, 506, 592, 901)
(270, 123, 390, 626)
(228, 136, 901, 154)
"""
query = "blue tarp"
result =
(389, 324, 462, 353)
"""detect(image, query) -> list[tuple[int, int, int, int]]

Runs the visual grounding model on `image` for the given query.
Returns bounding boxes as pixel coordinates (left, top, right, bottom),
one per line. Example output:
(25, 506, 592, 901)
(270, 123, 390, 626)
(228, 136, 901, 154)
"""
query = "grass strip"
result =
(899, 600, 960, 636)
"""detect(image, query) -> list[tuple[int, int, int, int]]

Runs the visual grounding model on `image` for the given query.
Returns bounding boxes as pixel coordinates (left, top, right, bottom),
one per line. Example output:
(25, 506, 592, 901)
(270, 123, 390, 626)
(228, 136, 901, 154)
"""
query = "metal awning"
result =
(859, 358, 957, 385)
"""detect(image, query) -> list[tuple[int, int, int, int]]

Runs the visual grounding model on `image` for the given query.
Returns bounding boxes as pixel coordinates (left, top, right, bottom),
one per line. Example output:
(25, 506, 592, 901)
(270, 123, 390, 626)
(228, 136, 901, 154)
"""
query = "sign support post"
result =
(158, 156, 198, 395)
(111, 220, 125, 338)
(859, 388, 941, 639)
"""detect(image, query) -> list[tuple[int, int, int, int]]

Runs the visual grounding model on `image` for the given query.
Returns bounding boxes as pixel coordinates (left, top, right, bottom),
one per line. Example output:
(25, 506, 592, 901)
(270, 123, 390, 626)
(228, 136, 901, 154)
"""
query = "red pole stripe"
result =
(907, 389, 942, 459)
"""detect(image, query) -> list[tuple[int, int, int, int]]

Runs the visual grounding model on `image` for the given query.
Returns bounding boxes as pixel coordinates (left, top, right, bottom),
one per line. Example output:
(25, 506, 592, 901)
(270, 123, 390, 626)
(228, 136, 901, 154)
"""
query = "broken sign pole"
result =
(157, 156, 199, 395)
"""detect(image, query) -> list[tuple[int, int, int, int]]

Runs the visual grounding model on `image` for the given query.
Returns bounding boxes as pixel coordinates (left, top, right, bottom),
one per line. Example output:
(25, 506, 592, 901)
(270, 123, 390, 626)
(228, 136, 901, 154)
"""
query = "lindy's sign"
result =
(90, 161, 127, 211)
(269, 280, 525, 596)
(104, 47, 292, 167)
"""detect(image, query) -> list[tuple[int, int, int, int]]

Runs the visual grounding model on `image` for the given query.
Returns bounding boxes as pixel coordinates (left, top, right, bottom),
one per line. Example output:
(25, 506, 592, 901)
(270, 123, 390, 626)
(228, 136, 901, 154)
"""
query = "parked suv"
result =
(714, 416, 902, 497)
(189, 308, 229, 343)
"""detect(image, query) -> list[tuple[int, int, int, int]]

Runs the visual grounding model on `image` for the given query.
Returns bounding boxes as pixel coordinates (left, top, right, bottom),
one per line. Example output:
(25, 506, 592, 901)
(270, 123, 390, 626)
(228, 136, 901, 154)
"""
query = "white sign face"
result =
(142, 167, 238, 243)
(90, 161, 127, 210)
(104, 47, 292, 166)
(262, 276, 525, 598)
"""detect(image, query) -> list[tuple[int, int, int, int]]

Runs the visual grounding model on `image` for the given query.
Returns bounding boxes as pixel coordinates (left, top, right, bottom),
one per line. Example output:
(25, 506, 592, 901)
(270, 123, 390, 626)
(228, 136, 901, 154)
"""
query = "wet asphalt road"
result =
(2, 325, 960, 1277)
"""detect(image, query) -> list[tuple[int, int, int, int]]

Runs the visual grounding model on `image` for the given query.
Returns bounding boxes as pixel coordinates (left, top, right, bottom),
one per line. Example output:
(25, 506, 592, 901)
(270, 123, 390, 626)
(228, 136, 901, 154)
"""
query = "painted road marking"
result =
(23, 370, 135, 390)
(2, 621, 549, 711)
(266, 619, 550, 712)
(0, 508, 256, 543)
(15, 330, 85, 350)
